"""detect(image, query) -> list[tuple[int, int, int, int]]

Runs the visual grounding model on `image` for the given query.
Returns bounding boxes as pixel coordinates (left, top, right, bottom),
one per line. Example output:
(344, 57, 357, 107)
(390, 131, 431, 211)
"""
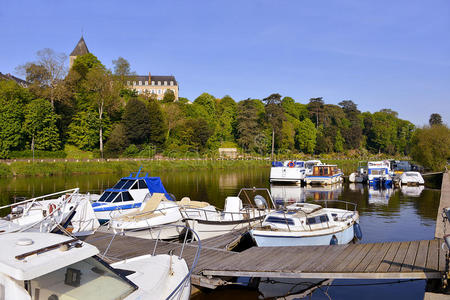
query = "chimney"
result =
(148, 72, 151, 85)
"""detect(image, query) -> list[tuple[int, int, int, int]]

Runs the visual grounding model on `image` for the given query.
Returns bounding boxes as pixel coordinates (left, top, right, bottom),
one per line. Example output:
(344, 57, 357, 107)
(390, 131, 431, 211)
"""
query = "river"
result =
(0, 167, 442, 299)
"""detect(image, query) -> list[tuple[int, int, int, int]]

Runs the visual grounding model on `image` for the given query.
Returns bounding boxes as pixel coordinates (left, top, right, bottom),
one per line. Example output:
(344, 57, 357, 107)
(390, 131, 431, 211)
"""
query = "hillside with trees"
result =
(1, 49, 448, 170)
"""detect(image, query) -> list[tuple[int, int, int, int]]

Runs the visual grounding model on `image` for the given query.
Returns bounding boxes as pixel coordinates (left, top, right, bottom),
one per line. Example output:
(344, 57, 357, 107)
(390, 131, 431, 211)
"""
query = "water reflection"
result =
(304, 183, 343, 201)
(367, 187, 393, 205)
(400, 185, 425, 197)
(270, 184, 305, 206)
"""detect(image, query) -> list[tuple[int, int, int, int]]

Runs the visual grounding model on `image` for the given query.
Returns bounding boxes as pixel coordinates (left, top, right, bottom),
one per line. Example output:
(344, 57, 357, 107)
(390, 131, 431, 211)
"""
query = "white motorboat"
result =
(0, 189, 98, 236)
(367, 161, 393, 188)
(250, 200, 361, 247)
(91, 169, 175, 223)
(399, 171, 425, 186)
(109, 193, 183, 240)
(270, 161, 305, 184)
(0, 230, 197, 300)
(305, 164, 343, 185)
(180, 188, 276, 241)
(348, 161, 368, 183)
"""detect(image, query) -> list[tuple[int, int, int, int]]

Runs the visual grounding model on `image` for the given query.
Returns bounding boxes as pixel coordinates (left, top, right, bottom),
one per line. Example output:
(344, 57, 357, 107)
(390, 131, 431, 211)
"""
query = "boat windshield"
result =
(98, 192, 119, 203)
(29, 256, 137, 300)
(112, 179, 136, 190)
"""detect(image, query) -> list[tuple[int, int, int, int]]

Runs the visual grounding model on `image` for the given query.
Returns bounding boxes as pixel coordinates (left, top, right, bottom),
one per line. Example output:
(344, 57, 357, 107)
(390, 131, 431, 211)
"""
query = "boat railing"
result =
(180, 204, 267, 223)
(0, 188, 81, 233)
(98, 224, 201, 300)
(311, 199, 358, 212)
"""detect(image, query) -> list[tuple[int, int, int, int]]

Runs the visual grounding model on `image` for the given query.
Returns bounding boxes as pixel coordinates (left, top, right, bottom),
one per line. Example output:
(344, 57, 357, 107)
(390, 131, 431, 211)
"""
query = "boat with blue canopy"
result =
(91, 168, 174, 223)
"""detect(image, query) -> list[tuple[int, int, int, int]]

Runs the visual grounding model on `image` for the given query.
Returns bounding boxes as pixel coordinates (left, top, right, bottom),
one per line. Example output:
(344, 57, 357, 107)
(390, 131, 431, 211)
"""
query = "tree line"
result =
(0, 49, 448, 170)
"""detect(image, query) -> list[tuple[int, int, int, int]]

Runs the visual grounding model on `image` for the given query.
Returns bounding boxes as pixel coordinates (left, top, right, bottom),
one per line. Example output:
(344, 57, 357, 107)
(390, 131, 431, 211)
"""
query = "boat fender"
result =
(288, 161, 294, 168)
(48, 203, 56, 214)
(330, 235, 338, 245)
(354, 222, 363, 240)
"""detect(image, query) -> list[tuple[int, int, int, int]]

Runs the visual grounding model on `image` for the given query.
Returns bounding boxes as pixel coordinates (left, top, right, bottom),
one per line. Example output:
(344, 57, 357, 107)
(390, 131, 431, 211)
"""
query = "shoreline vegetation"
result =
(0, 156, 409, 178)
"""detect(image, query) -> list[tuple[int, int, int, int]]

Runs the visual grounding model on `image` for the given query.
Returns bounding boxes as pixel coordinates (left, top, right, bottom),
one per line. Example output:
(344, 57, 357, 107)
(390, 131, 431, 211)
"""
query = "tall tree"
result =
(411, 125, 450, 171)
(23, 99, 60, 152)
(147, 99, 167, 147)
(296, 118, 316, 154)
(307, 97, 324, 128)
(162, 103, 183, 141)
(339, 100, 363, 149)
(263, 93, 285, 158)
(112, 57, 132, 78)
(83, 65, 120, 157)
(122, 99, 151, 144)
(429, 113, 443, 126)
(236, 99, 264, 152)
(17, 48, 67, 108)
(104, 124, 129, 157)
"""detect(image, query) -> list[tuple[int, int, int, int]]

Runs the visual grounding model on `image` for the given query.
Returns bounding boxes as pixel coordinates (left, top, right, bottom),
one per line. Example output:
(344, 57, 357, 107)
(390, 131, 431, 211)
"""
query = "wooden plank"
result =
(282, 246, 326, 272)
(376, 241, 401, 272)
(426, 239, 440, 272)
(353, 242, 385, 272)
(342, 243, 376, 272)
(310, 244, 350, 272)
(388, 242, 410, 272)
(364, 242, 392, 273)
(438, 238, 447, 272)
(400, 241, 420, 272)
(413, 240, 430, 272)
(325, 244, 364, 271)
(290, 245, 337, 272)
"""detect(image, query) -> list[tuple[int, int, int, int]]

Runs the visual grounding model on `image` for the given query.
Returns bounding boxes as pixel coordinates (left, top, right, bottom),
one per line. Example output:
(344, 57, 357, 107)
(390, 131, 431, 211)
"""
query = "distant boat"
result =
(90, 169, 175, 223)
(305, 164, 343, 185)
(270, 160, 306, 184)
(250, 200, 361, 247)
(348, 161, 368, 183)
(398, 171, 425, 186)
(304, 160, 323, 176)
(367, 161, 393, 188)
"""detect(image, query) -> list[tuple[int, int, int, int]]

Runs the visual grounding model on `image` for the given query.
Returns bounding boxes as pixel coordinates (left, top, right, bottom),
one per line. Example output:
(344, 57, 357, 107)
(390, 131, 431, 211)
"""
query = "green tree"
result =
(104, 124, 129, 157)
(67, 110, 110, 151)
(122, 99, 151, 144)
(263, 93, 286, 157)
(23, 99, 60, 151)
(162, 89, 176, 103)
(334, 129, 345, 152)
(162, 102, 183, 141)
(281, 97, 309, 121)
(339, 100, 363, 149)
(147, 99, 167, 147)
(215, 95, 237, 143)
(307, 97, 324, 128)
(71, 53, 103, 80)
(179, 119, 212, 151)
(112, 57, 134, 81)
(411, 125, 450, 171)
(296, 118, 317, 154)
(236, 99, 264, 152)
(429, 113, 443, 126)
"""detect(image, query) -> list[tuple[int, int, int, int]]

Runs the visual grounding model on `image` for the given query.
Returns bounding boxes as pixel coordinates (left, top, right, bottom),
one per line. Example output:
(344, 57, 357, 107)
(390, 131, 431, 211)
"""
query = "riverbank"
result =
(0, 159, 269, 177)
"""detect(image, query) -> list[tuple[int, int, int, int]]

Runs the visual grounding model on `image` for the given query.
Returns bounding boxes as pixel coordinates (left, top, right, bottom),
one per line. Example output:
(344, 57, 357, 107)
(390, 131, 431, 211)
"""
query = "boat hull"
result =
(305, 174, 343, 185)
(185, 217, 264, 240)
(250, 224, 355, 247)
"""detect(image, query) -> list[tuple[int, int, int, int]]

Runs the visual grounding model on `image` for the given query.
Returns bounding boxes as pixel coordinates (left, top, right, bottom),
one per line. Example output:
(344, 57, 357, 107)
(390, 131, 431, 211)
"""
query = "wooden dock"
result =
(435, 171, 450, 239)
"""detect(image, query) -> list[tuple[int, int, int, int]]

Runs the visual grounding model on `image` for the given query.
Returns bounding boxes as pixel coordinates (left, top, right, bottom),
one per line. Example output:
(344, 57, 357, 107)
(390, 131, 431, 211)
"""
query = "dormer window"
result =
(145, 81, 148, 85)
(170, 81, 173, 86)
(164, 81, 167, 85)
(139, 81, 142, 85)
(151, 81, 155, 85)
(158, 81, 161, 85)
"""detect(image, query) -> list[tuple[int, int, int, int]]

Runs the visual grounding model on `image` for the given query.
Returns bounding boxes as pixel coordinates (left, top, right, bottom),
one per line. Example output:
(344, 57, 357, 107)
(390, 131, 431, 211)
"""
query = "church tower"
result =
(69, 36, 89, 69)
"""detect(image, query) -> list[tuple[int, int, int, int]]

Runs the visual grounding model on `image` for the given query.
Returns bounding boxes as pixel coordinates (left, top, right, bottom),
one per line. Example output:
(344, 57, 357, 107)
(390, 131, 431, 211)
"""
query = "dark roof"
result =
(132, 75, 178, 85)
(70, 36, 89, 56)
(0, 72, 29, 87)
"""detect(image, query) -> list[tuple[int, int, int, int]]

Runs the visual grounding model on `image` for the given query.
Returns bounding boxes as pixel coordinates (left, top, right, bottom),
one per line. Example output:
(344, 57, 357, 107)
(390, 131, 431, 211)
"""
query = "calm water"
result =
(0, 168, 442, 299)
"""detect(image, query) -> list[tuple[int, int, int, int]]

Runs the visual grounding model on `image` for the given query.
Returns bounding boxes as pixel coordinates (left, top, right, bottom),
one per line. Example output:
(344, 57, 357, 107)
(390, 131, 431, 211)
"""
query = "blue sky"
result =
(1, 0, 449, 125)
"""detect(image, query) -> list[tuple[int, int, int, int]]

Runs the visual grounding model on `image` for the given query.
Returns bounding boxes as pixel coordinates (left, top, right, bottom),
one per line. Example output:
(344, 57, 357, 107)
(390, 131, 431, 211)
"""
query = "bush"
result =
(123, 144, 140, 157)
(9, 150, 67, 159)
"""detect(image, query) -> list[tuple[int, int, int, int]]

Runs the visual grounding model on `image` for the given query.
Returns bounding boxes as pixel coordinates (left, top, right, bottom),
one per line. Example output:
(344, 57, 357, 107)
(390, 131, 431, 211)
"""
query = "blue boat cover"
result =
(295, 161, 304, 167)
(144, 177, 173, 201)
(272, 161, 283, 167)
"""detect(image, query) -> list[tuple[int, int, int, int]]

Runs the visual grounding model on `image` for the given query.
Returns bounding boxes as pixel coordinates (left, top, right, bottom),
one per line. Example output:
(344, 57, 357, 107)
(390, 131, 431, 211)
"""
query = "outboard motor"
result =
(254, 195, 267, 209)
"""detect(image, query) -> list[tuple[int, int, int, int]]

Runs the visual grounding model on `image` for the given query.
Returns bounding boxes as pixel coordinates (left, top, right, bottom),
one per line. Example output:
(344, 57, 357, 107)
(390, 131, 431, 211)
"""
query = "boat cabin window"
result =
(370, 169, 386, 175)
(121, 192, 134, 202)
(113, 179, 127, 189)
(138, 179, 148, 189)
(306, 214, 329, 225)
(266, 216, 295, 226)
(29, 256, 137, 300)
(113, 179, 136, 190)
(98, 191, 118, 202)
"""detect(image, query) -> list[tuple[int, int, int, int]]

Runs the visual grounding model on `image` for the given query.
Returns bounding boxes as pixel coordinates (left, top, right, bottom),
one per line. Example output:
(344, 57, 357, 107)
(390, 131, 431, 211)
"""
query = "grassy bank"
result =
(0, 159, 269, 177)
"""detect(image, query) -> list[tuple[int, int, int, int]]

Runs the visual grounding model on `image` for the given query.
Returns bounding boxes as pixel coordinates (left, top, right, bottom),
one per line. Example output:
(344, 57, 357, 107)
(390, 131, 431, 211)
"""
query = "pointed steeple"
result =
(70, 36, 89, 56)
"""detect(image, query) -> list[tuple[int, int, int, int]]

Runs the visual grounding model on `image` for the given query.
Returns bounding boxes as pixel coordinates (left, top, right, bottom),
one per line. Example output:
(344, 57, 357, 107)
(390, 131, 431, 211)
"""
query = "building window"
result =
(133, 81, 136, 86)
(170, 81, 173, 86)
(127, 81, 130, 86)
(145, 81, 148, 85)
(151, 81, 155, 85)
(157, 81, 161, 86)
(164, 81, 167, 85)
(139, 81, 142, 85)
